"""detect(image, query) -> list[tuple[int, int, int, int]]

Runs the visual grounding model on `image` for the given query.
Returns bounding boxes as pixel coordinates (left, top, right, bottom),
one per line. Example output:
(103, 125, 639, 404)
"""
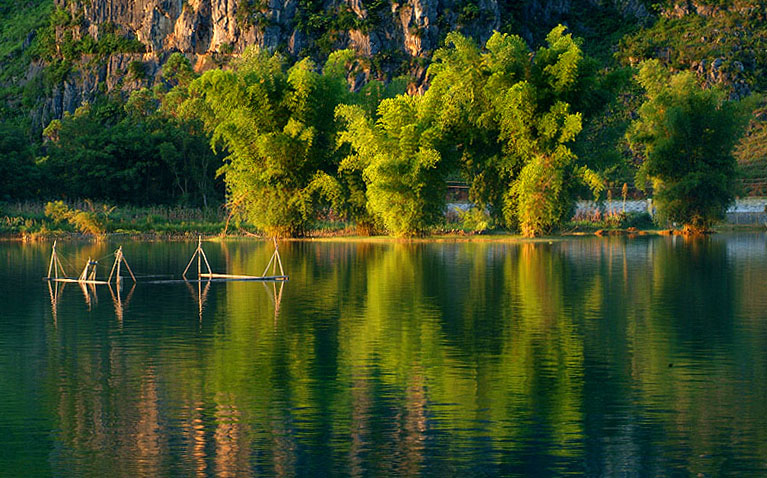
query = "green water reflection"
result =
(1, 235, 767, 476)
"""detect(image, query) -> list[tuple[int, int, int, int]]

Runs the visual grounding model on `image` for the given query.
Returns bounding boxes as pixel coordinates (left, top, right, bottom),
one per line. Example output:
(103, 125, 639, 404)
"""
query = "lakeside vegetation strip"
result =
(0, 5, 758, 238)
(47, 29, 750, 237)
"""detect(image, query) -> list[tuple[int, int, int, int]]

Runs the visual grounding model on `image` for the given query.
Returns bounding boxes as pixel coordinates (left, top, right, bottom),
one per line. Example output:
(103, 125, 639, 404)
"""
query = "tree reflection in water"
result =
(1, 237, 765, 476)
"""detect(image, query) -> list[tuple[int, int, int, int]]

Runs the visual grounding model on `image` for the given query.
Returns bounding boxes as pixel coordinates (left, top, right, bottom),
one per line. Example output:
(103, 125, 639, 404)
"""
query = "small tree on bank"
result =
(627, 60, 752, 233)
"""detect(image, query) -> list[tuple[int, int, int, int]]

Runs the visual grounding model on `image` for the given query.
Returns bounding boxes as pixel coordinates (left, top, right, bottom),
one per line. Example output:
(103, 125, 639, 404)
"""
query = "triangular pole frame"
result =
(183, 236, 213, 280)
(262, 238, 285, 278)
(79, 257, 98, 282)
(107, 246, 136, 285)
(46, 240, 68, 280)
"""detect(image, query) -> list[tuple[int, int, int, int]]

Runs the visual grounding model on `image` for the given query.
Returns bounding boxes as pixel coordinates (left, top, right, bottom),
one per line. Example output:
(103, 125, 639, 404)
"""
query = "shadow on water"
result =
(1, 236, 767, 476)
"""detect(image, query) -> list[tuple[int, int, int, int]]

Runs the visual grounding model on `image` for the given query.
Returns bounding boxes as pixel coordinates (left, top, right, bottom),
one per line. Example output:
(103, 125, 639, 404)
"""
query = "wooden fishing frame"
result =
(261, 237, 286, 279)
(44, 243, 136, 286)
(183, 236, 288, 282)
(47, 240, 67, 280)
(182, 236, 214, 280)
(107, 246, 136, 285)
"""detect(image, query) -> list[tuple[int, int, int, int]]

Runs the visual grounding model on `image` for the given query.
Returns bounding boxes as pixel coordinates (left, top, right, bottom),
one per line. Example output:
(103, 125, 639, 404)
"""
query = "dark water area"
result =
(1, 235, 767, 477)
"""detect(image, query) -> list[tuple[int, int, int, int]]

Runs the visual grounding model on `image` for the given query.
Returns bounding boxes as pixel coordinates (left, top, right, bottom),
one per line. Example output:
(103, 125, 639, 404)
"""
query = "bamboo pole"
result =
(182, 247, 197, 279)
(199, 272, 287, 280)
(118, 248, 136, 283)
(47, 278, 109, 284)
(273, 237, 284, 276)
(47, 241, 67, 279)
(47, 241, 56, 279)
(116, 251, 122, 286)
(276, 249, 284, 277)
(79, 258, 90, 281)
(272, 250, 277, 276)
(108, 253, 118, 283)
(262, 251, 276, 277)
(199, 246, 212, 276)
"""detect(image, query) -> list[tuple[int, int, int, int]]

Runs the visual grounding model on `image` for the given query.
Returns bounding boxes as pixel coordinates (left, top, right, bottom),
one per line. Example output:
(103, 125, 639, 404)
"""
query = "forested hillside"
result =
(0, 0, 765, 234)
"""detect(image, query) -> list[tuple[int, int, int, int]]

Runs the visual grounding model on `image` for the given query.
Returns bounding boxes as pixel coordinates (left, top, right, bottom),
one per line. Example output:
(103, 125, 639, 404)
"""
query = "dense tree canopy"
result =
(40, 93, 221, 206)
(0, 120, 40, 200)
(418, 26, 602, 236)
(183, 48, 359, 236)
(179, 27, 604, 237)
(627, 60, 752, 233)
(336, 95, 447, 236)
(6, 21, 754, 238)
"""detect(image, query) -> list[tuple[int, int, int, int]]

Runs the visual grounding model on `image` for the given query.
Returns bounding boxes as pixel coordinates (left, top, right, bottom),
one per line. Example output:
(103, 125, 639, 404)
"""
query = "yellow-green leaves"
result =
(185, 47, 350, 237)
(336, 97, 446, 237)
(422, 25, 595, 236)
(627, 60, 752, 232)
(540, 25, 583, 94)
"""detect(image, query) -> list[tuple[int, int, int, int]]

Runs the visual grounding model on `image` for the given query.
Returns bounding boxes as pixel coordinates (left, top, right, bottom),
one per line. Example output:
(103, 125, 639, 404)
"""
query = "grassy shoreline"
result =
(4, 224, 764, 244)
(2, 201, 764, 243)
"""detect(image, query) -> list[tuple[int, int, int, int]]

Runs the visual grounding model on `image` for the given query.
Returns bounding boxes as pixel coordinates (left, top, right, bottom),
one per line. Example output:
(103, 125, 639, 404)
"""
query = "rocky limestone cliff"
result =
(34, 0, 649, 128)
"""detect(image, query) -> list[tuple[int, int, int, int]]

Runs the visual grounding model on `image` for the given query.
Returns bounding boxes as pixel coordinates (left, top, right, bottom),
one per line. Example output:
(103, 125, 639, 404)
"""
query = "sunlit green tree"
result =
(426, 26, 602, 236)
(627, 60, 752, 233)
(186, 48, 355, 236)
(336, 94, 447, 236)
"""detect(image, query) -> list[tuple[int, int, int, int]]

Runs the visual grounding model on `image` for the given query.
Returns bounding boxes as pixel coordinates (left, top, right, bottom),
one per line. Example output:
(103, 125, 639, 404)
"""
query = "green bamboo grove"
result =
(30, 26, 751, 237)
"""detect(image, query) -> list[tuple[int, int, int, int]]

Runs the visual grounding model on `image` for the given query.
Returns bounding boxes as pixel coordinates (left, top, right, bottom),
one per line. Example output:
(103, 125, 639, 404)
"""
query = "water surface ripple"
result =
(1, 234, 767, 476)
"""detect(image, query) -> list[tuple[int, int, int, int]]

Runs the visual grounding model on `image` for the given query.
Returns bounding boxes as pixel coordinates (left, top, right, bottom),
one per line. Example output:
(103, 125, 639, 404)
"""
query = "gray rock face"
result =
(36, 0, 641, 128)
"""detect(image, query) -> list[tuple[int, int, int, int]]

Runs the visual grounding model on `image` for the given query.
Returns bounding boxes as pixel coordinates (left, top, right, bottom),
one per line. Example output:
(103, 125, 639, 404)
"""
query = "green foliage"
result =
(7, 1, 765, 237)
(162, 52, 196, 88)
(573, 67, 641, 196)
(186, 47, 355, 237)
(127, 60, 147, 80)
(460, 207, 494, 233)
(570, 209, 655, 230)
(457, 1, 482, 25)
(235, 0, 270, 28)
(425, 26, 601, 236)
(356, 76, 408, 117)
(0, 200, 225, 236)
(734, 101, 767, 195)
(44, 199, 107, 236)
(627, 60, 752, 232)
(336, 97, 447, 237)
(0, 0, 51, 68)
(0, 120, 40, 200)
(0, 0, 52, 120)
(32, 6, 146, 87)
(41, 94, 222, 207)
(617, 9, 767, 91)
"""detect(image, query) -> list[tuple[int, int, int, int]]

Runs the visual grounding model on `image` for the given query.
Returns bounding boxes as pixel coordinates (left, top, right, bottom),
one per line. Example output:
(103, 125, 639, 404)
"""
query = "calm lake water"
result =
(1, 235, 767, 477)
